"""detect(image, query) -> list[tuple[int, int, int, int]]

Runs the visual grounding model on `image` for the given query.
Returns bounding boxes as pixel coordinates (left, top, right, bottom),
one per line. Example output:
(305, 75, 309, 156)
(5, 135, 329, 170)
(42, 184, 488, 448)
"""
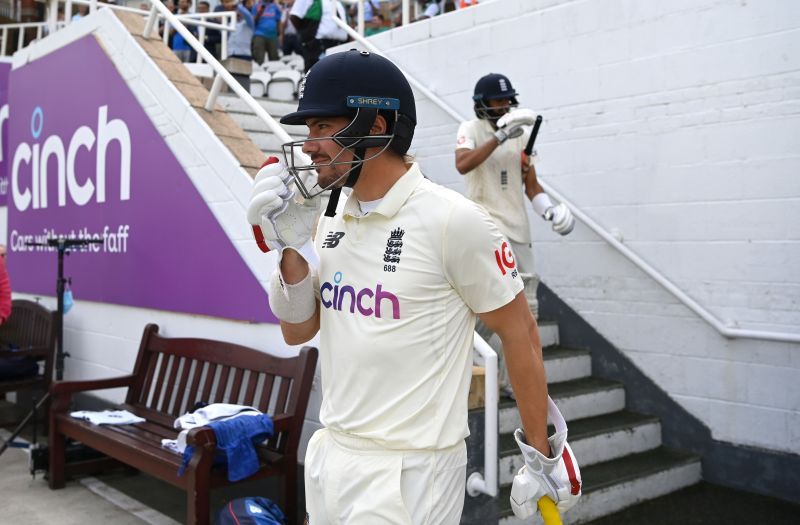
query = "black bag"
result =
(0, 355, 39, 380)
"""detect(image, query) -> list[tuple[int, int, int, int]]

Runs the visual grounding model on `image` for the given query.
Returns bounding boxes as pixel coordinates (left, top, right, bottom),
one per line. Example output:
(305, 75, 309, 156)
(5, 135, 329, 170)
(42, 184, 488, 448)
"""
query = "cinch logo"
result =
(12, 105, 131, 212)
(494, 241, 517, 276)
(320, 271, 400, 319)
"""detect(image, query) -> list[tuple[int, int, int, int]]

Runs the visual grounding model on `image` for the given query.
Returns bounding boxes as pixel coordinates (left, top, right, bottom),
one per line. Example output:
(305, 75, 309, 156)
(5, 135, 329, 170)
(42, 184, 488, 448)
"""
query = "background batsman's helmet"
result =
(472, 73, 519, 120)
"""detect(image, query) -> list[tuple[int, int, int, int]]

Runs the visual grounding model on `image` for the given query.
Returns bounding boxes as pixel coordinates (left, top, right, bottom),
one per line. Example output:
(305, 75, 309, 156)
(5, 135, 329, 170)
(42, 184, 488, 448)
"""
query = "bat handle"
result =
(538, 496, 563, 525)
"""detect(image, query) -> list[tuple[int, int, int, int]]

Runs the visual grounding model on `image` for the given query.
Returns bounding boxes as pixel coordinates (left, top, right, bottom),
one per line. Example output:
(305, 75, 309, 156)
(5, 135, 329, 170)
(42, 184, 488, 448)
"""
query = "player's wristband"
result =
(532, 193, 555, 217)
(268, 268, 317, 324)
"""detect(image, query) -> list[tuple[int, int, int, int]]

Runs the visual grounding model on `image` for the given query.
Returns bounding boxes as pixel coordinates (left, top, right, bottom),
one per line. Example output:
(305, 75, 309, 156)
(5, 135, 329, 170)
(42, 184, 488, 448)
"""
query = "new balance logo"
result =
(323, 231, 345, 248)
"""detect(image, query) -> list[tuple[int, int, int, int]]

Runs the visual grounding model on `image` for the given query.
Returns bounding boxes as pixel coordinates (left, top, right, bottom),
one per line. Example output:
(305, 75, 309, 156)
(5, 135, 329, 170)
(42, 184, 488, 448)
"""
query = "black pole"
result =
(24, 238, 103, 382)
(55, 240, 66, 381)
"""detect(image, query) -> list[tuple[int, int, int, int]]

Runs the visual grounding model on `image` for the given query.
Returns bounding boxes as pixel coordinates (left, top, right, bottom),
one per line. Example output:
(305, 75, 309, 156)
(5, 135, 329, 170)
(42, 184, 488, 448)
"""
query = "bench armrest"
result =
(50, 375, 137, 397)
(186, 426, 217, 448)
(272, 414, 292, 433)
(184, 414, 294, 448)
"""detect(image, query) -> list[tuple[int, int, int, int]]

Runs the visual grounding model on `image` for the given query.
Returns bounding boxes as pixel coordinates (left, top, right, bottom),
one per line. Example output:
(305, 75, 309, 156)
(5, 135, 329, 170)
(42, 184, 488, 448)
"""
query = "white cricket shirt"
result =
(456, 118, 532, 244)
(314, 163, 523, 450)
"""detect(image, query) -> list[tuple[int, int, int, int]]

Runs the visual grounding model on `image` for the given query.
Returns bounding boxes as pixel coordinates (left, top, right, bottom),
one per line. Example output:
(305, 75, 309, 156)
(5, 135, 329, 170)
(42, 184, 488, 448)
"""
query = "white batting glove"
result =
(494, 109, 538, 145)
(546, 204, 574, 235)
(531, 193, 575, 236)
(247, 158, 320, 254)
(510, 397, 582, 519)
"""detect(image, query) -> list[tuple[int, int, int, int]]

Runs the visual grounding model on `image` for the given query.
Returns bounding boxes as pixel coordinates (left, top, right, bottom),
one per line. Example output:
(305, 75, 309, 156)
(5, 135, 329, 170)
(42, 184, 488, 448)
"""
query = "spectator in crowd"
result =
(455, 73, 575, 398)
(71, 5, 89, 21)
(290, 0, 347, 72)
(279, 0, 302, 57)
(171, 0, 196, 62)
(0, 246, 10, 325)
(252, 0, 282, 64)
(415, 0, 440, 20)
(194, 1, 217, 58)
(228, 0, 256, 60)
(209, 0, 235, 59)
(347, 0, 385, 36)
(204, 0, 224, 58)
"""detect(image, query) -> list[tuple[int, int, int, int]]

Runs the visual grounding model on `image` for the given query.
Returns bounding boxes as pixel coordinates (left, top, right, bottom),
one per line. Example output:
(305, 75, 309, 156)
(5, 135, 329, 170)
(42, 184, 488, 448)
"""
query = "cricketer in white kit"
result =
(247, 50, 581, 524)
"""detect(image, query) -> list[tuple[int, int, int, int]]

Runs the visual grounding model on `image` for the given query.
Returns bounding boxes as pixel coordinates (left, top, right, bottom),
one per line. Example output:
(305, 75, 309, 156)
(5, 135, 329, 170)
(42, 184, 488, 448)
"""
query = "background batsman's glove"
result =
(545, 203, 575, 235)
(495, 108, 538, 144)
(510, 397, 582, 519)
(247, 157, 320, 254)
(532, 193, 575, 236)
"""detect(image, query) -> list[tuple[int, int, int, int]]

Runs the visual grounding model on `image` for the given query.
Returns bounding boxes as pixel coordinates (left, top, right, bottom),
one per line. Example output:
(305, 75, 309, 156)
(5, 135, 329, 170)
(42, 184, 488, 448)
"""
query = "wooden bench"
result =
(0, 299, 56, 429)
(48, 323, 318, 525)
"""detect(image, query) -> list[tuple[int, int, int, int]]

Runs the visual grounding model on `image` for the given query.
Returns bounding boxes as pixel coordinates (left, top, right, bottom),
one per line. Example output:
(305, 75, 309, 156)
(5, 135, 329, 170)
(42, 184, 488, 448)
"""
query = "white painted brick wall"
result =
(369, 0, 800, 454)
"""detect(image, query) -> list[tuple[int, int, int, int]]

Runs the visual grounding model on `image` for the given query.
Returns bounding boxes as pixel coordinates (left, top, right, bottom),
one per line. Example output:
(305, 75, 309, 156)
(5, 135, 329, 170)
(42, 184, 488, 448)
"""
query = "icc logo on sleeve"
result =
(494, 241, 518, 278)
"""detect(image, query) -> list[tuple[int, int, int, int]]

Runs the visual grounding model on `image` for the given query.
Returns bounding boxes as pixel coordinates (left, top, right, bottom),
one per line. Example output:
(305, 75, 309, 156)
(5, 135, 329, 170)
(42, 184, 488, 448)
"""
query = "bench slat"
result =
(186, 360, 205, 414)
(161, 355, 183, 414)
(229, 368, 245, 405)
(258, 374, 275, 413)
(214, 365, 231, 404)
(243, 370, 259, 408)
(172, 357, 194, 417)
(200, 362, 216, 405)
(139, 349, 159, 406)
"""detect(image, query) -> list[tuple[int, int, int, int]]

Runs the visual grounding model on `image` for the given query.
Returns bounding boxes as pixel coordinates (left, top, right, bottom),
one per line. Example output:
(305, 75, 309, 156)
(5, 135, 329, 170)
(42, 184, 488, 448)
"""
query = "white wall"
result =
(364, 0, 800, 454)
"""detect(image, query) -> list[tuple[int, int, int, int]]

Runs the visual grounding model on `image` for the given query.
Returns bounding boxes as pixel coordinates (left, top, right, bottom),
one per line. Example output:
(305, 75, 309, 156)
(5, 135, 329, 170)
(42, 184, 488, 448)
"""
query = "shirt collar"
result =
(342, 163, 423, 220)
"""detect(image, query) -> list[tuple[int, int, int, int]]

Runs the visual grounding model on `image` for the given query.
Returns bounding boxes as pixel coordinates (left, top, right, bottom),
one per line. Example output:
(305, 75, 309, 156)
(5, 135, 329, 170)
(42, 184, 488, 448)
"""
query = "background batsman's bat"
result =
(524, 115, 544, 156)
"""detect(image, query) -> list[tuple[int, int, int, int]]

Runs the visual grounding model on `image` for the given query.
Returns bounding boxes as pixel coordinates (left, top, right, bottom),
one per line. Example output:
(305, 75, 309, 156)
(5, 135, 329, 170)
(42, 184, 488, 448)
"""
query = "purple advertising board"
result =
(7, 35, 277, 323)
(0, 60, 11, 206)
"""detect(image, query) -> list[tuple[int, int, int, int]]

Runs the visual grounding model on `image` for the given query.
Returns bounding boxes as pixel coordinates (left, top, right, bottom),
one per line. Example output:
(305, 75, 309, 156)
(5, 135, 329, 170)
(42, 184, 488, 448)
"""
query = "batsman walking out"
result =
(455, 73, 575, 399)
(247, 50, 581, 524)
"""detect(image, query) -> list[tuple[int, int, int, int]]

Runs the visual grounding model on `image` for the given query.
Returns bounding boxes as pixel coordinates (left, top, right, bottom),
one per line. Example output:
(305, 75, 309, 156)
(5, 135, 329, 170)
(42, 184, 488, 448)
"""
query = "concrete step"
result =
(245, 129, 306, 154)
(543, 346, 592, 383)
(228, 112, 308, 136)
(498, 448, 702, 525)
(539, 321, 559, 348)
(498, 411, 662, 484)
(499, 378, 626, 434)
(217, 94, 298, 118)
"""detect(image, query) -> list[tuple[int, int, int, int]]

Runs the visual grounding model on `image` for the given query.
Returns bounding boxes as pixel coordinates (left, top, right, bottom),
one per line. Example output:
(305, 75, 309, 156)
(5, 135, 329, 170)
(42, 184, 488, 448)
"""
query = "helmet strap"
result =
(323, 146, 366, 218)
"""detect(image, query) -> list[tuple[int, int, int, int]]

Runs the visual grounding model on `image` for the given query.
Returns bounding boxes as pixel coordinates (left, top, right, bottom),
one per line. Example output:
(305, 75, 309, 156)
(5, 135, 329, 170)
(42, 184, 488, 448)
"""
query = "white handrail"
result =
(329, 14, 800, 345)
(467, 332, 499, 498)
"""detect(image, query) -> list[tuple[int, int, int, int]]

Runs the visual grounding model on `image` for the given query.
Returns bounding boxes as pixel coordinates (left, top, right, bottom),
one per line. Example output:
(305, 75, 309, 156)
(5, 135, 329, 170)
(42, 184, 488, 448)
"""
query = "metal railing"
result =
(467, 332, 499, 498)
(329, 12, 800, 346)
(1, 0, 236, 60)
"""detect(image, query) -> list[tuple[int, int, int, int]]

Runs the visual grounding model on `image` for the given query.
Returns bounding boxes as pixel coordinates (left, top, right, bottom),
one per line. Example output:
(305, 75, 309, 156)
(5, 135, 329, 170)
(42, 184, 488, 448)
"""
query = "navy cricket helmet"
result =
(279, 49, 417, 204)
(472, 73, 519, 120)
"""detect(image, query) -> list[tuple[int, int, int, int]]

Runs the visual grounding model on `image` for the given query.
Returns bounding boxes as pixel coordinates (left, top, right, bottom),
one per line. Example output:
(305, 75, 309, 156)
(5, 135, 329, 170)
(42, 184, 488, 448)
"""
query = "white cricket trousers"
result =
(304, 428, 467, 525)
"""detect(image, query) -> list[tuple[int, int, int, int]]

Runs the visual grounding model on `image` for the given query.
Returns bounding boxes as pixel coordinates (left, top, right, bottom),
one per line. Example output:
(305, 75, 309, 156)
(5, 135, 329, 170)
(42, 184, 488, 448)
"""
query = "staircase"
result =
(489, 320, 701, 525)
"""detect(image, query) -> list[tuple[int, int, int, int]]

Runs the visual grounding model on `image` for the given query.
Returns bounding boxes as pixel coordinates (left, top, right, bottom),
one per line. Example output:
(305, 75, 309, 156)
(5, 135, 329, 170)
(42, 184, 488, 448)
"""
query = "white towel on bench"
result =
(70, 410, 145, 426)
(162, 403, 262, 454)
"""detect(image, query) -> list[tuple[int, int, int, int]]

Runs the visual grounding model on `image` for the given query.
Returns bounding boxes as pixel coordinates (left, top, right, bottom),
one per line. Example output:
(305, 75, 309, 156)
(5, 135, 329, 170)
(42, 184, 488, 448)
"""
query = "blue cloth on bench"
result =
(179, 413, 274, 482)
